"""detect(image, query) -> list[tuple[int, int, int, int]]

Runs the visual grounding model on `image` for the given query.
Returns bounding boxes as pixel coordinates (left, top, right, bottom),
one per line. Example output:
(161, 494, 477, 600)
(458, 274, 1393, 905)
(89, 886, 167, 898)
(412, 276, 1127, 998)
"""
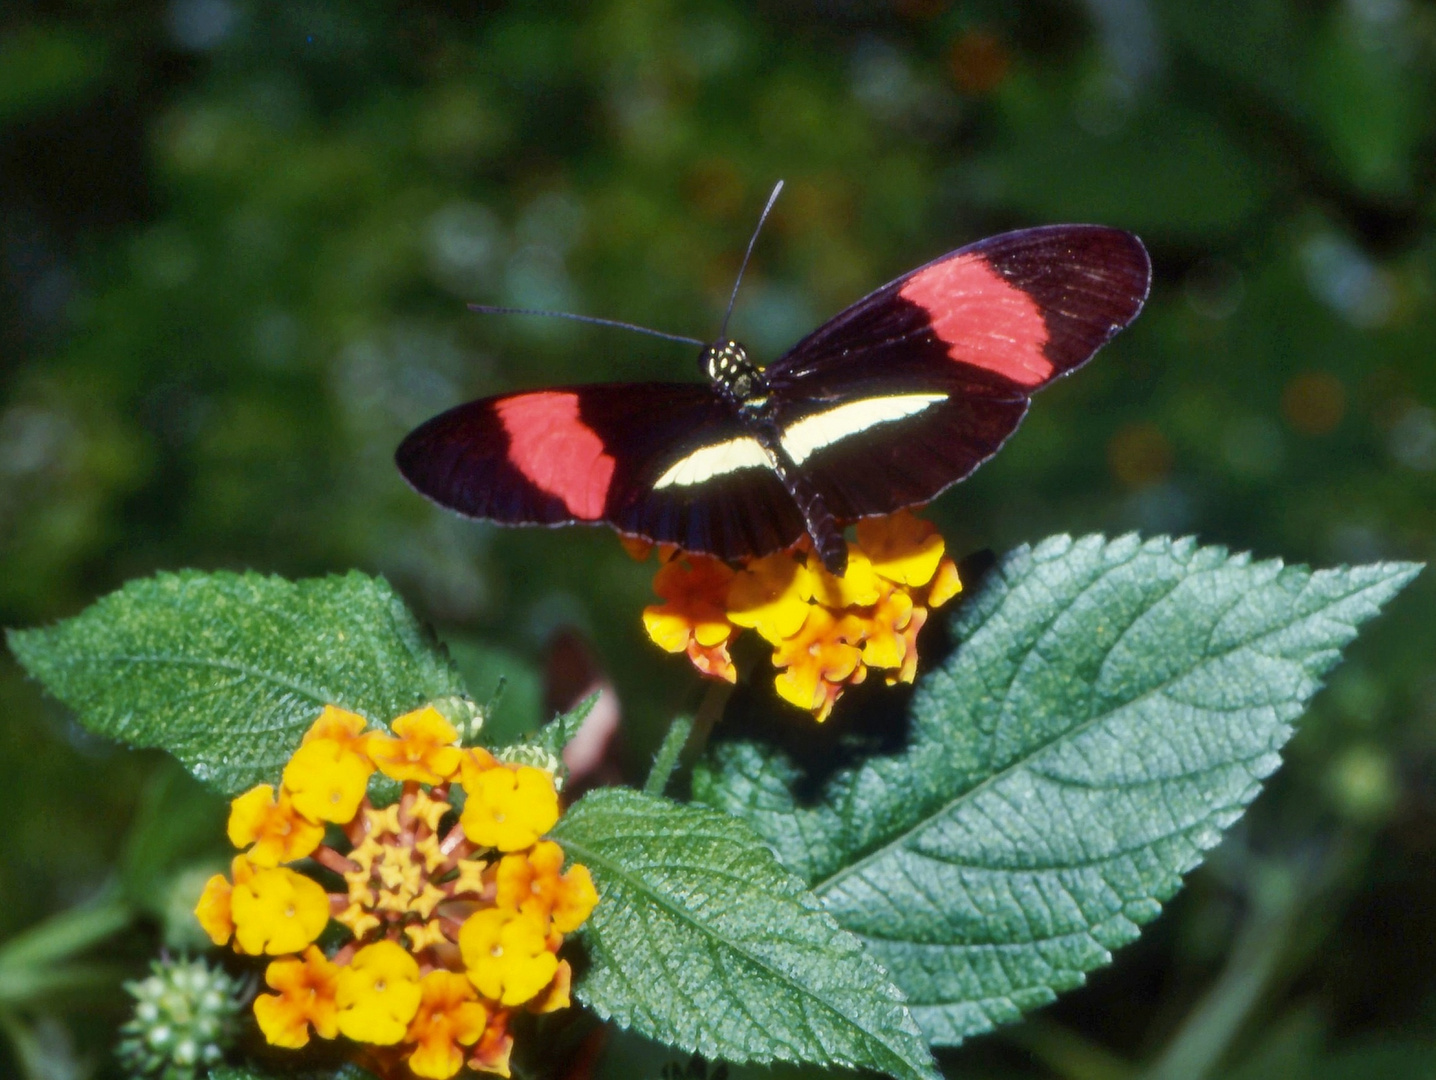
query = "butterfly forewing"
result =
(395, 384, 806, 561)
(396, 224, 1151, 563)
(768, 224, 1150, 392)
(760, 224, 1151, 520)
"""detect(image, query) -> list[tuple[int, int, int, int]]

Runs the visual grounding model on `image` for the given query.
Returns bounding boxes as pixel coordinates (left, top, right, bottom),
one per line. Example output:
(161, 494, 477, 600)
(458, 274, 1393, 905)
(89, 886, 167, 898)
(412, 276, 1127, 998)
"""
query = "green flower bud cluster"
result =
(116, 956, 246, 1080)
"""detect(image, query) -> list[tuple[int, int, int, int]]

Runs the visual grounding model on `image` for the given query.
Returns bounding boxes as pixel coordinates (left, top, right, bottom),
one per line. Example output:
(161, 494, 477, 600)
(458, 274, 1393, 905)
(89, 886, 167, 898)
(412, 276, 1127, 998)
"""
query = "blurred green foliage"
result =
(3, 1, 1436, 1077)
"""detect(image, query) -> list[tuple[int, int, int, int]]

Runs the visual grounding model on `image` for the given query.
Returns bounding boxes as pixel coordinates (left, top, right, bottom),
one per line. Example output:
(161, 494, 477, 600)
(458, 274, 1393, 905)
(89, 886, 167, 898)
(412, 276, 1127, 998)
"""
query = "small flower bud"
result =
(116, 956, 246, 1080)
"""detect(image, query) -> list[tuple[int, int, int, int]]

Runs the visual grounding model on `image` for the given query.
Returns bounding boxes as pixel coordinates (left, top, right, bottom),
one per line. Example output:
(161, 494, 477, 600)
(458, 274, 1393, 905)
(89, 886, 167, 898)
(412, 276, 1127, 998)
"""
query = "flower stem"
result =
(643, 715, 694, 797)
(678, 680, 734, 775)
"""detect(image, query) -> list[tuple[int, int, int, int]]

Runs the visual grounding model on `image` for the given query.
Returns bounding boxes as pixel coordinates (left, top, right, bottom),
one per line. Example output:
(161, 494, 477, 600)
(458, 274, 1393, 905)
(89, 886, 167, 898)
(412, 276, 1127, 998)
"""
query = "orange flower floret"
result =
(335, 940, 422, 1045)
(302, 704, 370, 748)
(230, 866, 330, 955)
(887, 604, 928, 685)
(527, 959, 572, 1014)
(365, 705, 463, 784)
(684, 632, 739, 683)
(459, 761, 560, 852)
(495, 841, 600, 934)
(859, 586, 915, 671)
(458, 908, 559, 1007)
(772, 608, 866, 723)
(641, 556, 736, 654)
(253, 945, 340, 1048)
(226, 784, 324, 867)
(926, 555, 963, 608)
(468, 1008, 514, 1077)
(405, 971, 490, 1080)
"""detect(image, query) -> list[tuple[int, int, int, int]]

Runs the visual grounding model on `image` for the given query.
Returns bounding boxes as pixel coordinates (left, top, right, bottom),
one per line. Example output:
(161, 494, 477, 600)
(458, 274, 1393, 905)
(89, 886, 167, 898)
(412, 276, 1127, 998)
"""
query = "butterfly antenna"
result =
(719, 179, 784, 340)
(467, 305, 705, 347)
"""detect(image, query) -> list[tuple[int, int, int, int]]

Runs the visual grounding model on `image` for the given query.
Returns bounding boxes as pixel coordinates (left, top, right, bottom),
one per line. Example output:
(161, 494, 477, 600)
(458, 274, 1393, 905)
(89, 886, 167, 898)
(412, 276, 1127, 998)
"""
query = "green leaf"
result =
(6, 570, 464, 796)
(696, 534, 1420, 1046)
(551, 787, 938, 1080)
(210, 1064, 377, 1080)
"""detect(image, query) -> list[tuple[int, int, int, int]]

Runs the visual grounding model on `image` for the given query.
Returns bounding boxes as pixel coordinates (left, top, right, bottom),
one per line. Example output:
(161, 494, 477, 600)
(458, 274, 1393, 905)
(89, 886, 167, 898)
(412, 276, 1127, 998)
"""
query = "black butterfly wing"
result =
(395, 384, 806, 561)
(764, 224, 1151, 520)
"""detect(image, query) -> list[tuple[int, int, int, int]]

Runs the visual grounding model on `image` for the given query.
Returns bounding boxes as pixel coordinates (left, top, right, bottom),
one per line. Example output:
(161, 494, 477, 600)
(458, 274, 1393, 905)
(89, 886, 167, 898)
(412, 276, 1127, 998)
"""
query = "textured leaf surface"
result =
(552, 787, 938, 1080)
(7, 571, 463, 795)
(696, 534, 1419, 1045)
(210, 1065, 376, 1080)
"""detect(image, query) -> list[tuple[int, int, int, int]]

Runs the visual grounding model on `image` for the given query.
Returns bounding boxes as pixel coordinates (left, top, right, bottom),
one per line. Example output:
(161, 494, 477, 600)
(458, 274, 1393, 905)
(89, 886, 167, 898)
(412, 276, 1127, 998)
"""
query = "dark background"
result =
(3, 1, 1436, 1077)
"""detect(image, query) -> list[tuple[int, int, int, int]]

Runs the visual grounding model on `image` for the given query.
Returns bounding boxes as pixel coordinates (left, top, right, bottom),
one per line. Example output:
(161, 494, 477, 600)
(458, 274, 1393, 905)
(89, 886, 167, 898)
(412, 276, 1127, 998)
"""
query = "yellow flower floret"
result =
(364, 705, 464, 784)
(226, 784, 324, 867)
(460, 761, 560, 852)
(194, 872, 234, 947)
(640, 509, 963, 723)
(495, 841, 599, 934)
(458, 908, 559, 1007)
(857, 510, 945, 586)
(194, 700, 598, 1076)
(253, 945, 340, 1048)
(726, 552, 814, 643)
(230, 866, 330, 954)
(405, 970, 489, 1080)
(810, 548, 882, 608)
(335, 940, 422, 1045)
(283, 736, 374, 824)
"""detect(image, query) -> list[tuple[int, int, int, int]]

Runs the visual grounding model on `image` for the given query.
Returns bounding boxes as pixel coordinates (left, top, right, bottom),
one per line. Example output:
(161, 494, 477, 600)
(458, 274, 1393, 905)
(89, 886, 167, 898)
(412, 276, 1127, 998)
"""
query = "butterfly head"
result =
(702, 340, 767, 403)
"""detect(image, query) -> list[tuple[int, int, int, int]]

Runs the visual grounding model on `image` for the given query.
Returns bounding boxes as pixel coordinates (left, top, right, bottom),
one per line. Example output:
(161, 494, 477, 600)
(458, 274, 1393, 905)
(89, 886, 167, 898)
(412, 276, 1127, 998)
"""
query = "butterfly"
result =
(396, 222, 1151, 576)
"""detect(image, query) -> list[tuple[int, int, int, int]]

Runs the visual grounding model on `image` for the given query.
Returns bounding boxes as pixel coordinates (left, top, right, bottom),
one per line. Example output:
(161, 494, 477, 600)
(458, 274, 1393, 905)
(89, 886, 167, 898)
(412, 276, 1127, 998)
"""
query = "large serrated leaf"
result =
(551, 787, 938, 1080)
(695, 534, 1420, 1046)
(7, 570, 464, 795)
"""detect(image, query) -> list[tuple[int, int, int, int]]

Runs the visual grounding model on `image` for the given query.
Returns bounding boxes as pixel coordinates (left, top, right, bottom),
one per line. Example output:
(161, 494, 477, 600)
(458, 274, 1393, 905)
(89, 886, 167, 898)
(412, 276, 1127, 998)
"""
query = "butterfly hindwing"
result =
(773, 389, 1030, 522)
(395, 384, 805, 561)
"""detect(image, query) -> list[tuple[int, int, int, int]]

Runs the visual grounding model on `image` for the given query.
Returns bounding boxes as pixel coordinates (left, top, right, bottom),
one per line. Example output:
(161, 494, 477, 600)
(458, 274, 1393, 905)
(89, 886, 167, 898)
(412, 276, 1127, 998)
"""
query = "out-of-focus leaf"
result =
(0, 25, 106, 123)
(697, 534, 1419, 1045)
(445, 637, 544, 745)
(1304, 8, 1420, 197)
(7, 571, 465, 795)
(552, 788, 938, 1080)
(967, 105, 1269, 239)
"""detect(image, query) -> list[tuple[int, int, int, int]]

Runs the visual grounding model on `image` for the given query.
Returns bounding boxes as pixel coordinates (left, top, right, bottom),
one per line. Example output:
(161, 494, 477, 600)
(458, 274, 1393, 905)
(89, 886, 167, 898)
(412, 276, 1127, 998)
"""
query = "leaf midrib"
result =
(814, 564, 1379, 898)
(67, 652, 337, 718)
(557, 826, 929, 1080)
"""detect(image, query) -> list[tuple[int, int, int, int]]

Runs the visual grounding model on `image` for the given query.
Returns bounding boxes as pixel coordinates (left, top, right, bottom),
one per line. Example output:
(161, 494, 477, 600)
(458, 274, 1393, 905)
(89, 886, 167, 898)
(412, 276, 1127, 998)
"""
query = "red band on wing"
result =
(899, 252, 1051, 386)
(495, 392, 615, 519)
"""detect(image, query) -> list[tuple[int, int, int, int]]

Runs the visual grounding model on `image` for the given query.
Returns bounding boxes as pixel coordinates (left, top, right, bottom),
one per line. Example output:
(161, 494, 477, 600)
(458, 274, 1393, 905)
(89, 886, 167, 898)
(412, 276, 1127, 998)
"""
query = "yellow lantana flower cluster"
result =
(640, 511, 962, 722)
(194, 704, 598, 1079)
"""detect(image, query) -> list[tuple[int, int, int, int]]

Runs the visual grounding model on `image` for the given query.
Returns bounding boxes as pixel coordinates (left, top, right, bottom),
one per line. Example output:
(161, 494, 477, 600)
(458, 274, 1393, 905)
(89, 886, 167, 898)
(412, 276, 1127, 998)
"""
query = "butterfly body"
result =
(397, 224, 1152, 575)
